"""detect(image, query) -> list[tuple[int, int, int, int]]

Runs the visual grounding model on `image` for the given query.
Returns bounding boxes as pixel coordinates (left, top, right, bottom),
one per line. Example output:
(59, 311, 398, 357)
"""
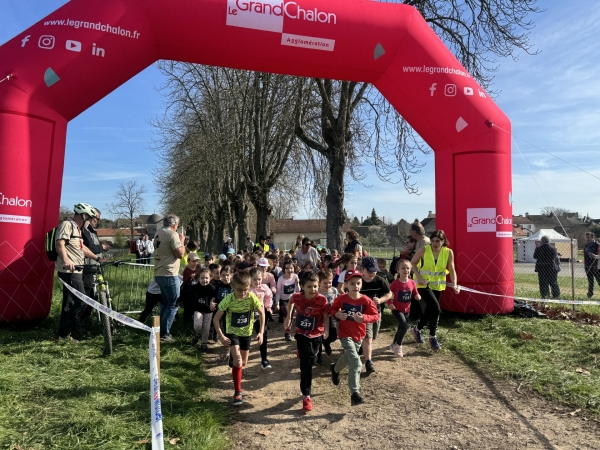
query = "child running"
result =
(249, 267, 274, 370)
(213, 272, 265, 406)
(284, 272, 330, 412)
(329, 269, 379, 406)
(275, 260, 299, 341)
(211, 267, 233, 342)
(183, 268, 217, 351)
(316, 268, 338, 364)
(387, 260, 421, 357)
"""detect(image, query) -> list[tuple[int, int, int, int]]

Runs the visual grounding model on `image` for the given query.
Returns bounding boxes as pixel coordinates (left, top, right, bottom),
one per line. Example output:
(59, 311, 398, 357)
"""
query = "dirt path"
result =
(202, 322, 599, 450)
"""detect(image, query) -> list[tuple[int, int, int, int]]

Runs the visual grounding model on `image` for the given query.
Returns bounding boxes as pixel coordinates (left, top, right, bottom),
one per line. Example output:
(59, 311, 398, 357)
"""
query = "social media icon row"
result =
(21, 35, 105, 57)
(429, 83, 486, 98)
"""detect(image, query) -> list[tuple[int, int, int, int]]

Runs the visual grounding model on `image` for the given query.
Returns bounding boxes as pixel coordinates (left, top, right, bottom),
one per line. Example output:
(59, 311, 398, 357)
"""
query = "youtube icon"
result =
(65, 40, 81, 52)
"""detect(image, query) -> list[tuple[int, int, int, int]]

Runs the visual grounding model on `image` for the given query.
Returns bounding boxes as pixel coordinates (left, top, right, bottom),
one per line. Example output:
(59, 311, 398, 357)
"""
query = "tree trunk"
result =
(206, 220, 215, 254)
(212, 204, 227, 253)
(198, 221, 207, 252)
(326, 151, 346, 251)
(249, 187, 271, 240)
(235, 201, 249, 252)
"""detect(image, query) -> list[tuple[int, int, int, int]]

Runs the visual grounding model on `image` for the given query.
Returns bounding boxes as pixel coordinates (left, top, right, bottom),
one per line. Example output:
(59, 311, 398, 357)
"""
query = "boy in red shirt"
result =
(388, 259, 421, 357)
(329, 270, 379, 406)
(284, 272, 330, 413)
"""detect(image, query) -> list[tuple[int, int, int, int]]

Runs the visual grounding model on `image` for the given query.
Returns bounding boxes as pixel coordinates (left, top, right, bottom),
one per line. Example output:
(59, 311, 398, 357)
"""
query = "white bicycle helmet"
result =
(74, 203, 97, 218)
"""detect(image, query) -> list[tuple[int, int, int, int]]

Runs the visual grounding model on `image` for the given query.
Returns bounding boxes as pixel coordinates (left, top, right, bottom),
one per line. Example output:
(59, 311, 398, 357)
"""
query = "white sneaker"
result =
(391, 343, 403, 357)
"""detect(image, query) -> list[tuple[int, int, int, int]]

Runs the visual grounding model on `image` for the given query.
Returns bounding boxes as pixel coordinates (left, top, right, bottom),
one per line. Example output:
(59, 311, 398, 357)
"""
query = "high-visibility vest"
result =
(415, 245, 449, 291)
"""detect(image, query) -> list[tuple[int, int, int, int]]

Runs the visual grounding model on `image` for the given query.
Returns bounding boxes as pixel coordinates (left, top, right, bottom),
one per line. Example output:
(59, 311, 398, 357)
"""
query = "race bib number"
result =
(283, 284, 295, 295)
(398, 291, 412, 303)
(296, 313, 316, 331)
(231, 311, 250, 328)
(342, 303, 363, 322)
(218, 287, 232, 300)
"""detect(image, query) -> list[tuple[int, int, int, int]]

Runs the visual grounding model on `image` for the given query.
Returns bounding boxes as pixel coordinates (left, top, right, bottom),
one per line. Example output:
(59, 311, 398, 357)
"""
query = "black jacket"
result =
(533, 243, 559, 272)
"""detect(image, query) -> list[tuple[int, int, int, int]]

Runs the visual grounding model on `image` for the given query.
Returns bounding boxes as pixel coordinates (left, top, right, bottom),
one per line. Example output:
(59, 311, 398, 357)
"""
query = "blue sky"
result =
(2, 1, 599, 224)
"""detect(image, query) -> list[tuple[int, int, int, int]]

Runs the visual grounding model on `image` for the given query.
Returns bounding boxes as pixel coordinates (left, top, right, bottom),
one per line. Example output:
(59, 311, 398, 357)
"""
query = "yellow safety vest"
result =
(415, 245, 449, 291)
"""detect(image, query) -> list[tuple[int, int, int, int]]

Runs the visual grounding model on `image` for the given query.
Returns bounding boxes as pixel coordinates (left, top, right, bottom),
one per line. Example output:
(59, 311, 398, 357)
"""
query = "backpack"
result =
(45, 221, 76, 262)
(129, 240, 137, 253)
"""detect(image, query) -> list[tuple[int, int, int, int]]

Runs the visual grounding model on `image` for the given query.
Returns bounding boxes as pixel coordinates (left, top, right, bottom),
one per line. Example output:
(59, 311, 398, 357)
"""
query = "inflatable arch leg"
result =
(0, 0, 513, 321)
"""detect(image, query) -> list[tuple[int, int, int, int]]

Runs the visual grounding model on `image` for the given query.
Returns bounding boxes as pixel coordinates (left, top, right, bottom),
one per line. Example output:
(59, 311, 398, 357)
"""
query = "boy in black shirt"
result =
(183, 268, 217, 351)
(360, 257, 392, 374)
(210, 267, 233, 342)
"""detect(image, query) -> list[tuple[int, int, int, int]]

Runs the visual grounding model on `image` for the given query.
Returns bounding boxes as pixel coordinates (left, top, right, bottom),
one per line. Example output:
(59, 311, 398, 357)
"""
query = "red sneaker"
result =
(302, 396, 312, 412)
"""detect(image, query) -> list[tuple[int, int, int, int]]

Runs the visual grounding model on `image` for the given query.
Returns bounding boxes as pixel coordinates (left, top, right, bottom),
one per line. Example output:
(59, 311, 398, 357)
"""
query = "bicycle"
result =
(69, 260, 124, 355)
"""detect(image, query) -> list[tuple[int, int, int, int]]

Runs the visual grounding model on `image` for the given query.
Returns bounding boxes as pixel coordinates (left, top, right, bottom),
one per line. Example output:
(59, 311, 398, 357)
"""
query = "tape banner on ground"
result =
(59, 280, 165, 450)
(444, 282, 600, 306)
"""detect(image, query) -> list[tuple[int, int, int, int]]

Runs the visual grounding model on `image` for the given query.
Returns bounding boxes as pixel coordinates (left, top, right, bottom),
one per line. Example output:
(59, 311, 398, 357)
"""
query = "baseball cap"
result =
(188, 253, 200, 261)
(227, 248, 235, 254)
(218, 254, 227, 259)
(362, 256, 378, 272)
(226, 237, 232, 240)
(344, 269, 363, 281)
(204, 253, 212, 259)
(257, 257, 269, 267)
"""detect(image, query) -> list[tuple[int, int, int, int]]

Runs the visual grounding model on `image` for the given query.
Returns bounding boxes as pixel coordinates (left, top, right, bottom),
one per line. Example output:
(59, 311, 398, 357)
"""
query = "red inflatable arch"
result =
(0, 0, 514, 321)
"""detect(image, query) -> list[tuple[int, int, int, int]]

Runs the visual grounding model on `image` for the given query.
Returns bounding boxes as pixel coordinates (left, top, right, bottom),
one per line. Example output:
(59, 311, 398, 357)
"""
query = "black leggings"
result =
(318, 321, 338, 357)
(417, 288, 442, 337)
(295, 334, 321, 396)
(253, 319, 269, 362)
(391, 310, 409, 345)
(139, 292, 163, 323)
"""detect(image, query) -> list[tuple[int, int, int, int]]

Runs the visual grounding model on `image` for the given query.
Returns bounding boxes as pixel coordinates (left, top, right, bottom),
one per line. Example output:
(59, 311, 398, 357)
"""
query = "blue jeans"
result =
(156, 276, 180, 337)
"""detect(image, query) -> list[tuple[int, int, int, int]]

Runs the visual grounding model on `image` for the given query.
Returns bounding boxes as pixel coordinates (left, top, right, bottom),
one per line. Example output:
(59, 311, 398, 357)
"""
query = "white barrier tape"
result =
(60, 280, 152, 332)
(442, 282, 600, 306)
(59, 280, 164, 450)
(152, 327, 161, 333)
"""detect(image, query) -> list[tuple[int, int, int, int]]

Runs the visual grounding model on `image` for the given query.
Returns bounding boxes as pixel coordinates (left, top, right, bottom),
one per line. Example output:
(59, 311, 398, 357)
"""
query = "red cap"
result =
(344, 269, 363, 281)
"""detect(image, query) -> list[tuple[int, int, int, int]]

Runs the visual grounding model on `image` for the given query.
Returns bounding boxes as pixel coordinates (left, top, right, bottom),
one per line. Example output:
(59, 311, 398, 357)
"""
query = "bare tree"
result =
(107, 181, 147, 240)
(540, 206, 572, 216)
(296, 0, 541, 250)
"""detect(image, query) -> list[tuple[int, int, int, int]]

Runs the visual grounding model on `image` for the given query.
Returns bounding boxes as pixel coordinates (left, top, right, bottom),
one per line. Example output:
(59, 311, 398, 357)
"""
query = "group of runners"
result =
(144, 222, 459, 411)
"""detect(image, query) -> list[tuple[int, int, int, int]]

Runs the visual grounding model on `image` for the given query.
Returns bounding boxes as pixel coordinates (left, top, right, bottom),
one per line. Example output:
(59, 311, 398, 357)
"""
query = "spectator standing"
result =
(135, 234, 145, 263)
(245, 235, 255, 252)
(295, 237, 320, 272)
(54, 203, 102, 342)
(222, 237, 234, 255)
(533, 236, 561, 299)
(154, 214, 185, 342)
(146, 235, 155, 264)
(254, 235, 270, 253)
(584, 232, 600, 298)
(344, 230, 363, 256)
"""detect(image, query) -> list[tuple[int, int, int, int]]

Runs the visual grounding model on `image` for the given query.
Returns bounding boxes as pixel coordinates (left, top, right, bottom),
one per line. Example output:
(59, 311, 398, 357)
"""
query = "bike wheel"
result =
(98, 291, 113, 356)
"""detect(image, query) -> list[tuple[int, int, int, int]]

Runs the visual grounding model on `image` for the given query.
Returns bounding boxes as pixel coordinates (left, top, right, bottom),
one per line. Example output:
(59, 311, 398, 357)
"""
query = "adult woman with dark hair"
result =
(410, 230, 459, 351)
(344, 230, 363, 256)
(533, 235, 561, 299)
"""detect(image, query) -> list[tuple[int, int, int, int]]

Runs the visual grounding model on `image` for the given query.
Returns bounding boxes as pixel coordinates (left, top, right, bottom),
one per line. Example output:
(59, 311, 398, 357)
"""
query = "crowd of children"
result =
(140, 227, 459, 411)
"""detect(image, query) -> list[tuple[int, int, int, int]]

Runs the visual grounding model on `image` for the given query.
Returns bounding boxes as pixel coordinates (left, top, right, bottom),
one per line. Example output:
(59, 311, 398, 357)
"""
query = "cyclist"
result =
(54, 203, 102, 342)
(81, 208, 111, 327)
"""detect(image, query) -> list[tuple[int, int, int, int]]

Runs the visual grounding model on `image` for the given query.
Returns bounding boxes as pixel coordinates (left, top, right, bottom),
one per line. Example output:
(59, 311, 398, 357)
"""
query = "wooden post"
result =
(153, 316, 160, 376)
(570, 239, 576, 313)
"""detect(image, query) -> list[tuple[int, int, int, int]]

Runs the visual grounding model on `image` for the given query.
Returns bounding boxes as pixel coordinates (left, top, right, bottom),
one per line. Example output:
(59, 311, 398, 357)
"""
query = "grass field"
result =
(0, 277, 229, 450)
(379, 308, 600, 415)
(2, 275, 600, 449)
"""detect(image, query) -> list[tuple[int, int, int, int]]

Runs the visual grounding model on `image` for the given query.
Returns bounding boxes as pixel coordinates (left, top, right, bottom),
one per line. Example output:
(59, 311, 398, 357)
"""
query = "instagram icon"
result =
(444, 84, 457, 96)
(38, 35, 55, 49)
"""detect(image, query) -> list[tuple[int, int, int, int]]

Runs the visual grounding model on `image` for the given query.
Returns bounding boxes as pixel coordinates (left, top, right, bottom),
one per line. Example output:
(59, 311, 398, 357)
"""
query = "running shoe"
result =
(285, 333, 292, 341)
(411, 326, 424, 344)
(350, 392, 364, 406)
(200, 344, 208, 352)
(390, 343, 403, 357)
(429, 336, 441, 351)
(191, 334, 200, 345)
(302, 396, 313, 412)
(365, 360, 375, 375)
(233, 392, 243, 406)
(330, 363, 340, 386)
(261, 360, 272, 370)
(160, 334, 174, 343)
